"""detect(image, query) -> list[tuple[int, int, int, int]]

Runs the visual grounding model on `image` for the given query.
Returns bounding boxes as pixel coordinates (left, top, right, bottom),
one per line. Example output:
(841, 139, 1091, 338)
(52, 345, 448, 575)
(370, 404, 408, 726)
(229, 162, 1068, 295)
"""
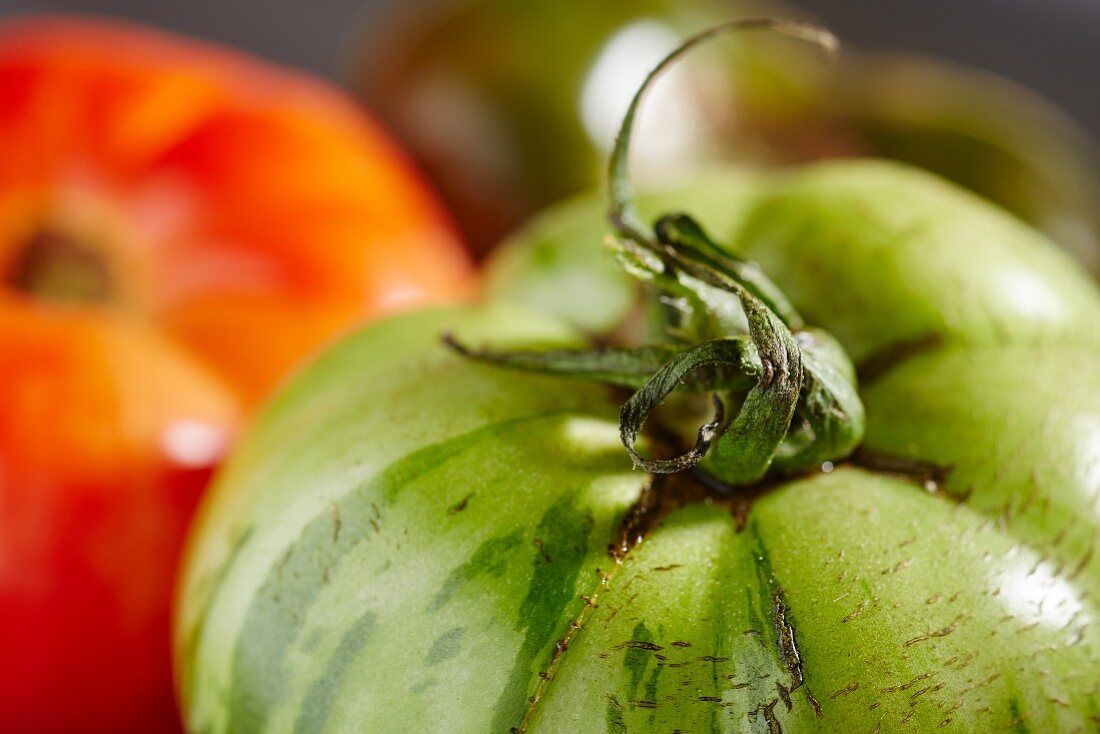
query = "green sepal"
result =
(619, 338, 756, 473)
(701, 290, 803, 484)
(442, 335, 755, 393)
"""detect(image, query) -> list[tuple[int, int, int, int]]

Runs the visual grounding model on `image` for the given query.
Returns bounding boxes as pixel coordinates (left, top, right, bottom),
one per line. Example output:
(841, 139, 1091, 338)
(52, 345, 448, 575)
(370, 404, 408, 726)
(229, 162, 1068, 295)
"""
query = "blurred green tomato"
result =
(356, 0, 1100, 271)
(358, 0, 740, 250)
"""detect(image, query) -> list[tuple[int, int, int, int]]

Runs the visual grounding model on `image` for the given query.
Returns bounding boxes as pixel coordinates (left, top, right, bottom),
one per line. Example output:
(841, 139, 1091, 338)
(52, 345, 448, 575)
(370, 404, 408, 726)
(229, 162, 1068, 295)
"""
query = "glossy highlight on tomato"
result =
(0, 16, 472, 734)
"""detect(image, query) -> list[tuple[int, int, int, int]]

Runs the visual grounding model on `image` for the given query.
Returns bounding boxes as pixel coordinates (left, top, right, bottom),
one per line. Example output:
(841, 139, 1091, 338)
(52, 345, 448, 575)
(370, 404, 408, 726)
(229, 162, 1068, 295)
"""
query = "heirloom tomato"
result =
(179, 20, 1100, 734)
(177, 150, 1100, 734)
(0, 17, 470, 734)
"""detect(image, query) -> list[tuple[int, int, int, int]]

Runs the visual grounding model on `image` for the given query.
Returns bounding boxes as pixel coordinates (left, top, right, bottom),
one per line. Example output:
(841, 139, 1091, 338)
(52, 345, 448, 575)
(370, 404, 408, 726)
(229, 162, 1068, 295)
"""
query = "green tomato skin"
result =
(177, 162, 1100, 732)
(861, 345, 1100, 600)
(176, 311, 1100, 732)
(489, 160, 1100, 359)
(732, 160, 1100, 364)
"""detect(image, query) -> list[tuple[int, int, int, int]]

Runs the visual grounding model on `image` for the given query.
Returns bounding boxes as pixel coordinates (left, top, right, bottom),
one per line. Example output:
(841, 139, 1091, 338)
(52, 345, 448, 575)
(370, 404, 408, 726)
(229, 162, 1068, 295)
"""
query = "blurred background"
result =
(1, 0, 1095, 137)
(5, 0, 1097, 261)
(10, 0, 1100, 257)
(2, 0, 1091, 133)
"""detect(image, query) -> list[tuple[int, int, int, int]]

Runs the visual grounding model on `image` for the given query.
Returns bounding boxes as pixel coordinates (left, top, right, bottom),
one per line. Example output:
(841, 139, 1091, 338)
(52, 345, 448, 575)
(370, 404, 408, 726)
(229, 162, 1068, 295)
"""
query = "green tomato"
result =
(176, 159, 1100, 732)
(357, 0, 738, 250)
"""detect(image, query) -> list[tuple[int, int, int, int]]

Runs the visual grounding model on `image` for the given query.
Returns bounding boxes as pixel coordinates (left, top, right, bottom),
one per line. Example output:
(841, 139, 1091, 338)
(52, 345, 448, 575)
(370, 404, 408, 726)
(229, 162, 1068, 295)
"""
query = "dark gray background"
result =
(1, 0, 1097, 139)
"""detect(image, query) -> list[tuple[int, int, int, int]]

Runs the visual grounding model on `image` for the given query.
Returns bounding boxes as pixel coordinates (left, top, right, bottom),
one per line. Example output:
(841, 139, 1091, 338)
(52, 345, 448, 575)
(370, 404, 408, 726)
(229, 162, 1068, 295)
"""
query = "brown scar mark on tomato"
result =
(777, 680, 793, 711)
(850, 449, 952, 494)
(633, 700, 657, 709)
(1068, 544, 1094, 580)
(830, 682, 859, 699)
(841, 599, 872, 623)
(330, 502, 341, 543)
(903, 615, 967, 647)
(856, 333, 942, 385)
(447, 493, 473, 515)
(698, 695, 723, 703)
(611, 475, 663, 559)
(731, 497, 752, 532)
(615, 640, 663, 651)
(883, 671, 935, 693)
(957, 673, 1001, 699)
(750, 698, 782, 734)
(772, 585, 822, 717)
(946, 651, 979, 671)
(880, 558, 912, 575)
(652, 564, 682, 572)
(670, 640, 691, 647)
(532, 537, 552, 564)
(603, 590, 639, 623)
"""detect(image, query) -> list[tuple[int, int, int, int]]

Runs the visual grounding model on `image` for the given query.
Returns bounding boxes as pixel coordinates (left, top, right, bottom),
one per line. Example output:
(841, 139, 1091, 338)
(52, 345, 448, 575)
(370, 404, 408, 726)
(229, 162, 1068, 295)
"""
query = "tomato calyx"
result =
(8, 228, 114, 305)
(604, 19, 862, 487)
(451, 19, 868, 489)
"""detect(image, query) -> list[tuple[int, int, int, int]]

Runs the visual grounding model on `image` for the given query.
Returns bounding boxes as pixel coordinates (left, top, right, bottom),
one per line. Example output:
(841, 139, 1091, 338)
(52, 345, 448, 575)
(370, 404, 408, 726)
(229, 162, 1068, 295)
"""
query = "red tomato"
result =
(0, 17, 472, 733)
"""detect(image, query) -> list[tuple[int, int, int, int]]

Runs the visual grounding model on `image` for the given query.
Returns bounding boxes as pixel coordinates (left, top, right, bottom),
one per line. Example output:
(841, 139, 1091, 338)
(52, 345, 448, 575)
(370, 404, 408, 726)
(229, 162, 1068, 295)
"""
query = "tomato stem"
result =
(606, 17, 837, 250)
